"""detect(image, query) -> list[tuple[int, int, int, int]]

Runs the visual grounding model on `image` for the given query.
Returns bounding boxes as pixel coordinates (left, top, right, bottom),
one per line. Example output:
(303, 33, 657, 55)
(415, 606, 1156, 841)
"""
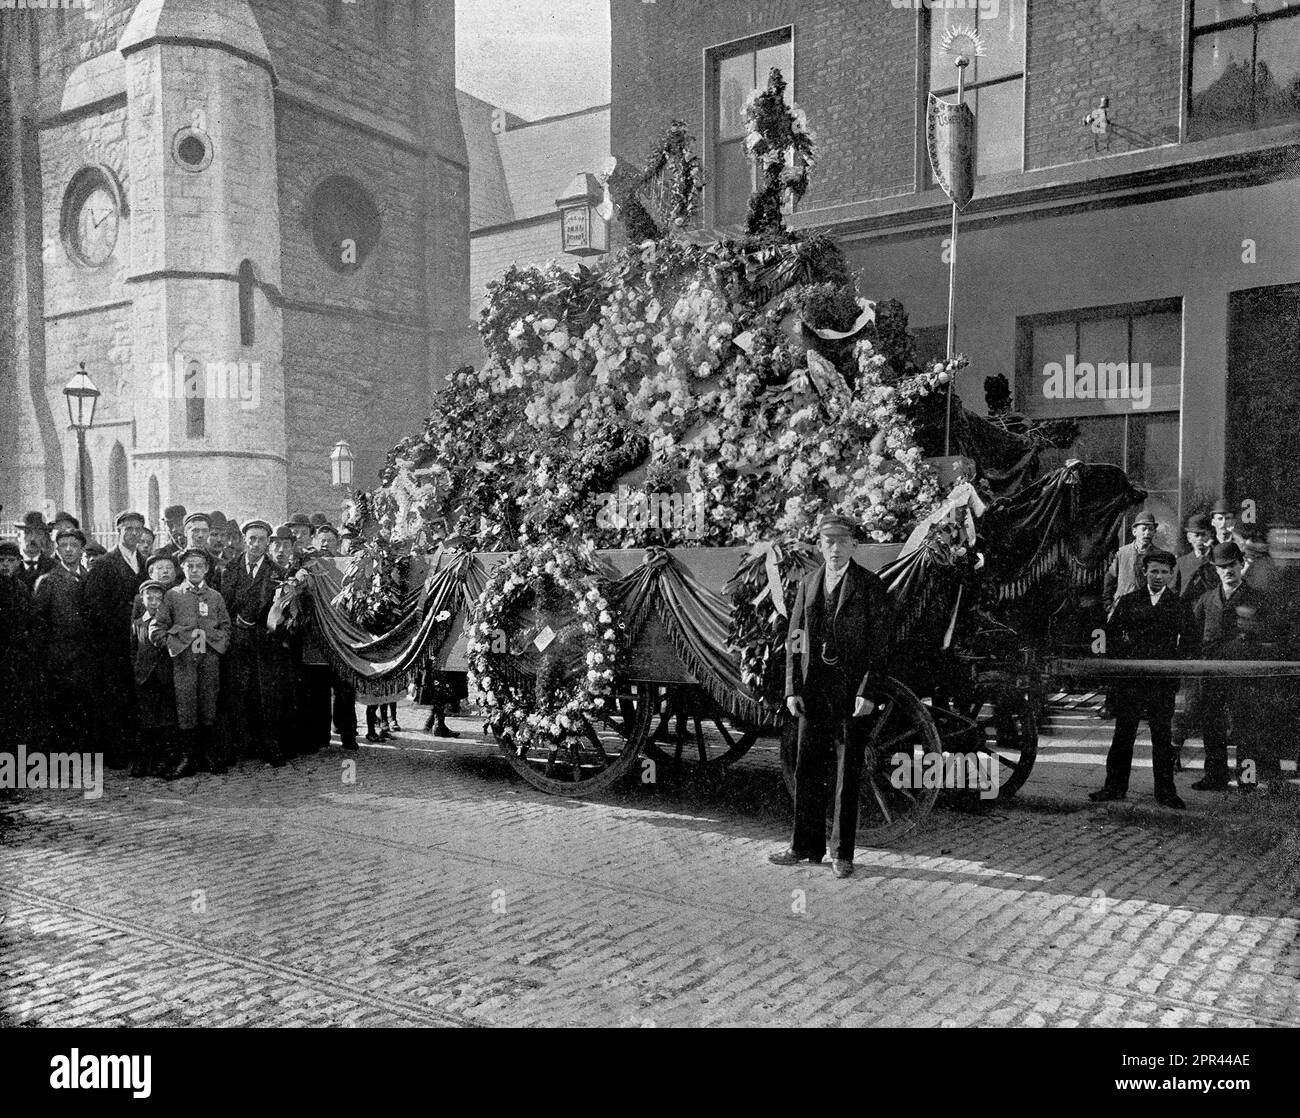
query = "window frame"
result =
(702, 25, 795, 230)
(1185, 0, 1300, 141)
(919, 1, 1029, 185)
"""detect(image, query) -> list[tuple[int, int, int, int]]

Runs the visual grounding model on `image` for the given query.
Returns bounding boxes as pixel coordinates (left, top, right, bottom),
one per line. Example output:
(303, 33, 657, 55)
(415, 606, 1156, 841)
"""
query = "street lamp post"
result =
(62, 362, 101, 529)
(330, 439, 355, 523)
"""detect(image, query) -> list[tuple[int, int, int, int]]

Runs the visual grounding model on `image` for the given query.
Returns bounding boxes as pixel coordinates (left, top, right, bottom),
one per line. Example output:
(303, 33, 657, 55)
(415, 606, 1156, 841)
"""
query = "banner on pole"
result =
(926, 93, 976, 211)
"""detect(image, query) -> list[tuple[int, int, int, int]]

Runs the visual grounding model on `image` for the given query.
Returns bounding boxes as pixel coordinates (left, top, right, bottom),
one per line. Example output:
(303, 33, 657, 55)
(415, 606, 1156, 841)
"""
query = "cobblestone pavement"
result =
(2, 704, 1298, 1027)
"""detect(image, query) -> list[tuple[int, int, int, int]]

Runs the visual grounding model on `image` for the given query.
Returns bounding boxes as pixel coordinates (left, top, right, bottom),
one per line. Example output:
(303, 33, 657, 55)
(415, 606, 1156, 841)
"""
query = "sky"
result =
(456, 0, 611, 120)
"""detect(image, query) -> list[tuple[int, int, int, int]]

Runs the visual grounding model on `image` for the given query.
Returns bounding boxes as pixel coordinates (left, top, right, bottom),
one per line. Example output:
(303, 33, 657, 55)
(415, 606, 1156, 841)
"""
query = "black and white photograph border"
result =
(1, 0, 1299, 1063)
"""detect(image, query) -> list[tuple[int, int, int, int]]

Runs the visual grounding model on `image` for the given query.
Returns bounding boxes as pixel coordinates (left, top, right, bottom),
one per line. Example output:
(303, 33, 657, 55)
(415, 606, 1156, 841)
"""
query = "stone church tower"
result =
(0, 0, 470, 531)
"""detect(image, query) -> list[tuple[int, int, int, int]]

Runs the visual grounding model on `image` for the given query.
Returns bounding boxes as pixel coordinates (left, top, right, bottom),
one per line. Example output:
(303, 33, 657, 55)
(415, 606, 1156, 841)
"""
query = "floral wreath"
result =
(742, 67, 817, 235)
(467, 540, 622, 752)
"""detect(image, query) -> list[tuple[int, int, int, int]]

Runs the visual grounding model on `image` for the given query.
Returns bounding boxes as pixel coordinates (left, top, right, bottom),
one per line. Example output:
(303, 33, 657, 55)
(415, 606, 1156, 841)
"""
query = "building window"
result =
(705, 28, 793, 228)
(926, 0, 1027, 180)
(1189, 1, 1300, 141)
(1017, 301, 1183, 521)
(237, 259, 256, 346)
(185, 360, 205, 439)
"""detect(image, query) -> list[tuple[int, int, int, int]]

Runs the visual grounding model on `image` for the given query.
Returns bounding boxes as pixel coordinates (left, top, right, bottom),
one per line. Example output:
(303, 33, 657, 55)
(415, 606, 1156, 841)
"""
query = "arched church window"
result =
(108, 442, 129, 523)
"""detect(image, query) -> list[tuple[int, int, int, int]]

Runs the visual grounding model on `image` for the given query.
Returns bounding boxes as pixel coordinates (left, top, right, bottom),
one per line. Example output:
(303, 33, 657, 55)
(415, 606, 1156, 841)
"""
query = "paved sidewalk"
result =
(2, 700, 1297, 1027)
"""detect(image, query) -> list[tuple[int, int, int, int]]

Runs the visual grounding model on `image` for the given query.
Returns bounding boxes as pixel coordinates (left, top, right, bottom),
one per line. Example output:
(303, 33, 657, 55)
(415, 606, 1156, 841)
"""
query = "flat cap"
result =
(145, 553, 177, 572)
(1142, 548, 1177, 569)
(1132, 510, 1157, 527)
(814, 512, 858, 536)
(1211, 541, 1243, 566)
(139, 579, 167, 595)
(85, 542, 107, 556)
(114, 510, 145, 527)
(1185, 513, 1211, 533)
(0, 541, 20, 558)
(52, 510, 79, 527)
(175, 546, 212, 567)
(182, 512, 211, 528)
(241, 519, 273, 537)
(56, 527, 87, 544)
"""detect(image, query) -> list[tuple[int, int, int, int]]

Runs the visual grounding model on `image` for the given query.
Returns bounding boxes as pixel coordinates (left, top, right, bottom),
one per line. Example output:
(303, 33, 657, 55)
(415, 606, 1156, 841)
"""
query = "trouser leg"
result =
(792, 709, 835, 860)
(1104, 691, 1141, 795)
(333, 681, 358, 745)
(1148, 689, 1177, 799)
(829, 717, 867, 863)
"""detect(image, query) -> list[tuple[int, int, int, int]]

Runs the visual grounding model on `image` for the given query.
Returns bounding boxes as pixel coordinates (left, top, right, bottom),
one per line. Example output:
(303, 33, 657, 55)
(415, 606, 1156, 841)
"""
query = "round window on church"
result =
(307, 176, 381, 274)
(171, 126, 213, 172)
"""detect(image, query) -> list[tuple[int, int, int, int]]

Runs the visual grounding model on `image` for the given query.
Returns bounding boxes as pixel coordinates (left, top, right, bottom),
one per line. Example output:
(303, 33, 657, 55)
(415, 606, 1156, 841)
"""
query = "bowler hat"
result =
(1132, 510, 1157, 527)
(314, 523, 339, 537)
(309, 512, 328, 528)
(139, 579, 167, 596)
(1211, 541, 1243, 566)
(182, 512, 211, 528)
(163, 504, 187, 521)
(52, 510, 79, 528)
(272, 524, 296, 541)
(814, 512, 858, 537)
(0, 541, 20, 558)
(1211, 499, 1233, 516)
(289, 512, 312, 527)
(55, 527, 87, 544)
(114, 510, 145, 527)
(209, 511, 228, 529)
(176, 547, 212, 567)
(13, 511, 48, 533)
(1185, 513, 1211, 533)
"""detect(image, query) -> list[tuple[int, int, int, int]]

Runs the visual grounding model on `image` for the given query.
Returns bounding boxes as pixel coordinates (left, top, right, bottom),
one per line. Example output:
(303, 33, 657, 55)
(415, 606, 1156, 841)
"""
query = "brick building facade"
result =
(610, 0, 1300, 534)
(1, 0, 472, 533)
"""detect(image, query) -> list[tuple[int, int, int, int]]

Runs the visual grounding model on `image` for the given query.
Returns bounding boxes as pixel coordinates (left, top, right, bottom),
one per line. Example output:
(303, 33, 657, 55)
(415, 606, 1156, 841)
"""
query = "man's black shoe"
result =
(1088, 787, 1126, 802)
(1190, 778, 1228, 792)
(831, 859, 854, 879)
(768, 848, 822, 866)
(341, 739, 359, 751)
(1155, 793, 1186, 809)
(364, 732, 382, 743)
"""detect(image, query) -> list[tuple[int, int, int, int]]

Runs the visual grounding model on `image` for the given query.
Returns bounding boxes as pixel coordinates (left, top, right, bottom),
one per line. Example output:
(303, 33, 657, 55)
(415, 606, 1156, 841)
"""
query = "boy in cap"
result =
(13, 511, 56, 590)
(134, 579, 178, 777)
(1190, 541, 1276, 791)
(149, 548, 231, 774)
(772, 513, 894, 879)
(1090, 549, 1194, 809)
(84, 510, 148, 769)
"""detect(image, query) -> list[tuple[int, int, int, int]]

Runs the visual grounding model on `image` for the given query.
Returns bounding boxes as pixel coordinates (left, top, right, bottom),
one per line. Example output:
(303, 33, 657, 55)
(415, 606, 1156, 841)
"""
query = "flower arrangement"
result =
(742, 67, 816, 237)
(467, 540, 624, 752)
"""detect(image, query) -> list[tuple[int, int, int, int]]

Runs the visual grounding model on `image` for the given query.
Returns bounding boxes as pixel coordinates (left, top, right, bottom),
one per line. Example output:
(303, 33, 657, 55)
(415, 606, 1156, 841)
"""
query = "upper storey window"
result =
(1189, 1, 1300, 140)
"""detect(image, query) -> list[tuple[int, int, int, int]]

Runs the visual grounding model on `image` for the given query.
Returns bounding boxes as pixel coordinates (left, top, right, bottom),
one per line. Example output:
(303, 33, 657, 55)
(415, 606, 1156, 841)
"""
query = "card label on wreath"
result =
(533, 625, 557, 652)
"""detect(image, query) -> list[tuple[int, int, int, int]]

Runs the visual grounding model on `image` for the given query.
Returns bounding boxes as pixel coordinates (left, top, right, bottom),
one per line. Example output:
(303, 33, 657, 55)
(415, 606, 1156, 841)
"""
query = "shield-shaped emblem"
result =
(926, 93, 976, 211)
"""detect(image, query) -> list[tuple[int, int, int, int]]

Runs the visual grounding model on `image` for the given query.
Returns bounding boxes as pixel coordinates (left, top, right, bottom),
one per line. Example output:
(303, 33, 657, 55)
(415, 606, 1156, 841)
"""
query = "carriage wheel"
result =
(779, 677, 944, 846)
(497, 680, 658, 797)
(641, 685, 760, 776)
(940, 679, 1039, 801)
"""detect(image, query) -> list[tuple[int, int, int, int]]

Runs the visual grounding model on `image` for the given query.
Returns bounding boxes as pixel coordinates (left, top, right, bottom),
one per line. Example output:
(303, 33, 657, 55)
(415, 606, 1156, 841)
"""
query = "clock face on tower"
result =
(62, 167, 122, 268)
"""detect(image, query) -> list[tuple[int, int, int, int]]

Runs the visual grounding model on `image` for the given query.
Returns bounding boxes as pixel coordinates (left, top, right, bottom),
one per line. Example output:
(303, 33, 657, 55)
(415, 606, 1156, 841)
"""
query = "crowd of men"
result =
(1092, 499, 1292, 808)
(0, 504, 364, 777)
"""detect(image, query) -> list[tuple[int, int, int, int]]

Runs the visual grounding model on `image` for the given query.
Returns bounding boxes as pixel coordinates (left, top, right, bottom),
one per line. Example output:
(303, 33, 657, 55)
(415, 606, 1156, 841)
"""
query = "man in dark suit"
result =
(84, 510, 148, 769)
(220, 519, 292, 765)
(1191, 541, 1277, 791)
(33, 528, 95, 747)
(771, 513, 894, 878)
(13, 512, 56, 591)
(1089, 549, 1194, 809)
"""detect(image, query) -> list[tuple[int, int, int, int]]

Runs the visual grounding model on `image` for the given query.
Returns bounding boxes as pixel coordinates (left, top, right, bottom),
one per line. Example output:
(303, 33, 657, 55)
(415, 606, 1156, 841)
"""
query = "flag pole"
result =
(944, 55, 969, 458)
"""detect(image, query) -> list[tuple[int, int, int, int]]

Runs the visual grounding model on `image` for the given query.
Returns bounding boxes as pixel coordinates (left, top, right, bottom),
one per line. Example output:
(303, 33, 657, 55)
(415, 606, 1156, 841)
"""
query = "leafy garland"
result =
(336, 534, 410, 633)
(466, 541, 623, 751)
(743, 67, 817, 236)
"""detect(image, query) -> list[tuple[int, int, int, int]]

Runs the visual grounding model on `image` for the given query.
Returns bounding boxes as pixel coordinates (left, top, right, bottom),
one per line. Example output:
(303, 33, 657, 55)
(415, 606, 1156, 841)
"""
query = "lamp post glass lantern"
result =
(330, 439, 355, 528)
(556, 172, 608, 258)
(63, 362, 101, 528)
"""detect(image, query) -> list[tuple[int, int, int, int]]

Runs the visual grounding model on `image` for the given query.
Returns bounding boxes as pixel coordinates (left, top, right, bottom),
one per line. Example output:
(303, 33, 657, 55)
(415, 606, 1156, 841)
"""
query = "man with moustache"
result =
(771, 513, 894, 879)
(220, 519, 292, 766)
(84, 510, 149, 770)
(13, 512, 56, 591)
(1089, 549, 1194, 809)
(1190, 541, 1275, 792)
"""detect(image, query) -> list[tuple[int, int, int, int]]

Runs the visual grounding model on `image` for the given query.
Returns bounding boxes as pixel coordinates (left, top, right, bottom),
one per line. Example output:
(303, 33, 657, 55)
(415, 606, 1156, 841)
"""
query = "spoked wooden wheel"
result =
(497, 680, 659, 797)
(932, 677, 1039, 801)
(641, 685, 759, 776)
(780, 677, 944, 846)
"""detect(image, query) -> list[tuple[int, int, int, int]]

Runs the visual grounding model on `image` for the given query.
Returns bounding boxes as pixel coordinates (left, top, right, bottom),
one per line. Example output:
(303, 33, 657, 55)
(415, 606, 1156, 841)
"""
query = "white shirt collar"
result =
(1149, 586, 1166, 605)
(824, 562, 850, 592)
(119, 543, 139, 574)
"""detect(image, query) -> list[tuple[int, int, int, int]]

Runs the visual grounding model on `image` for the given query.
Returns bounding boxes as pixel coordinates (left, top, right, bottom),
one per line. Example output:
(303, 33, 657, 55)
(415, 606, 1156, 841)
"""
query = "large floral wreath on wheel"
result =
(467, 540, 623, 752)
